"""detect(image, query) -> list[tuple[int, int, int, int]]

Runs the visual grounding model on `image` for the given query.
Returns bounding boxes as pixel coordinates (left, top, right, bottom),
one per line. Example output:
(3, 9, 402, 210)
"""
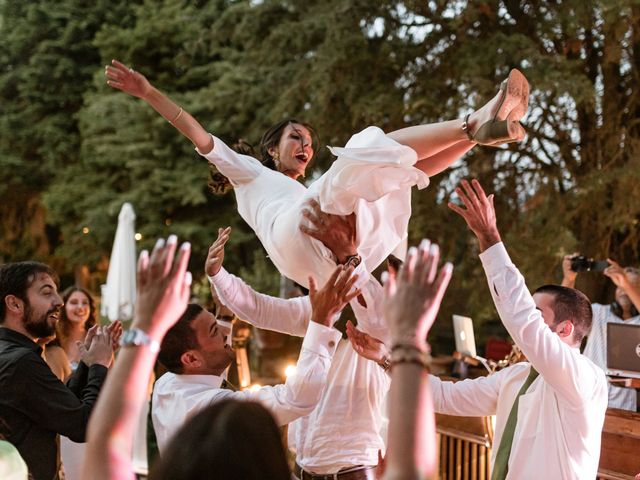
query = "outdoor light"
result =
(284, 364, 297, 378)
(134, 233, 143, 241)
(82, 227, 90, 234)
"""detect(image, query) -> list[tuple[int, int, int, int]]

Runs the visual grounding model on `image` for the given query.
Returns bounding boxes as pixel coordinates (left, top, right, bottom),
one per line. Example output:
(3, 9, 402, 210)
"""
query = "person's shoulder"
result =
(590, 303, 610, 319)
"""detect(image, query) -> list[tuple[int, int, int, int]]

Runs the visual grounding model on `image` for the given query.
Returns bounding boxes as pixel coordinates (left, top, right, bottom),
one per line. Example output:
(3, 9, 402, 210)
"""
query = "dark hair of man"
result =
(150, 399, 290, 480)
(533, 284, 593, 344)
(0, 261, 58, 322)
(259, 118, 316, 171)
(158, 303, 203, 374)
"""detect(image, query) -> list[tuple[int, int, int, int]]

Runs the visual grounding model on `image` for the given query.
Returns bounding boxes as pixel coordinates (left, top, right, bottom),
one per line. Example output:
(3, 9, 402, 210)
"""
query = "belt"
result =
(294, 463, 377, 480)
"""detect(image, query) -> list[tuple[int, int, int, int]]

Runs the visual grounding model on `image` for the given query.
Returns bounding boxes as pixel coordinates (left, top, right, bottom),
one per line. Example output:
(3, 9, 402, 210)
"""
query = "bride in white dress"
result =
(106, 60, 528, 287)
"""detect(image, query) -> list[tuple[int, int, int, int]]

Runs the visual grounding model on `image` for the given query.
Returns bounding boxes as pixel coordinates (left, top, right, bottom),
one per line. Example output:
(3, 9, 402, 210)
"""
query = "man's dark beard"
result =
(23, 301, 57, 338)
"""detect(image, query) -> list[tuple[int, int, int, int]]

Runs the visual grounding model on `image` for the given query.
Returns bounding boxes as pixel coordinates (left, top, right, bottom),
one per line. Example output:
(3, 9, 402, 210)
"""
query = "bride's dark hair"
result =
(207, 119, 316, 195)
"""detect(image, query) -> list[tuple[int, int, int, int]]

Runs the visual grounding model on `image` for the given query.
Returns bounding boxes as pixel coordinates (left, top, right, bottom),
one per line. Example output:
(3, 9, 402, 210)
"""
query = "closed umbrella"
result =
(102, 203, 137, 322)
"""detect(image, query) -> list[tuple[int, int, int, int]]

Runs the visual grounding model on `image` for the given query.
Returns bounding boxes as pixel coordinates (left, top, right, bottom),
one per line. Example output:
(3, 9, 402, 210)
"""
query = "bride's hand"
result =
(105, 59, 152, 99)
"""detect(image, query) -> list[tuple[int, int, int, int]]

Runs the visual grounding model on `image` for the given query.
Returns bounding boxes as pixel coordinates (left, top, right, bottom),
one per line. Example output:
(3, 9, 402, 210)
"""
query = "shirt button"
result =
(328, 340, 335, 348)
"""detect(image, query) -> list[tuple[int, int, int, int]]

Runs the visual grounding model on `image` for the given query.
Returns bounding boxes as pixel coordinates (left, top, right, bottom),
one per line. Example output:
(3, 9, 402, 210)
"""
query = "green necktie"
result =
(491, 366, 539, 480)
(220, 379, 238, 391)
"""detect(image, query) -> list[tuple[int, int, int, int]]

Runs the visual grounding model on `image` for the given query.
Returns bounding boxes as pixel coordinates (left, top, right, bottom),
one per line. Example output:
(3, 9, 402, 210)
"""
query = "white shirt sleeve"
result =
(479, 242, 603, 405)
(428, 369, 507, 417)
(223, 321, 341, 425)
(195, 134, 263, 186)
(209, 268, 311, 337)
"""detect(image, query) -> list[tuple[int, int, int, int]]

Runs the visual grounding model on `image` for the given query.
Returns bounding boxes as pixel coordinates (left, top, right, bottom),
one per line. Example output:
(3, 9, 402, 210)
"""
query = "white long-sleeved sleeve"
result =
(210, 267, 311, 337)
(479, 242, 603, 405)
(219, 321, 341, 424)
(428, 368, 508, 417)
(196, 134, 263, 186)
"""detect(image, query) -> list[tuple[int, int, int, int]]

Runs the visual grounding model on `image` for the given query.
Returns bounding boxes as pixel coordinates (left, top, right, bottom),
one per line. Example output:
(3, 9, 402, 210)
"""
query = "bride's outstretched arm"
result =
(105, 59, 213, 154)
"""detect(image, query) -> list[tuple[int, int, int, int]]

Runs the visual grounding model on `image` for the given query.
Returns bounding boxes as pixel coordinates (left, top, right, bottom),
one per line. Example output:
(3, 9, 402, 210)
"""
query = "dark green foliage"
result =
(2, 0, 640, 352)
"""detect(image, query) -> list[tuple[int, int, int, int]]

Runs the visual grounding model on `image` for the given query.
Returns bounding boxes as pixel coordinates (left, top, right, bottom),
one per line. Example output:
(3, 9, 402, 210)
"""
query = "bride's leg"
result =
(387, 120, 471, 160)
(414, 140, 475, 177)
(389, 69, 529, 163)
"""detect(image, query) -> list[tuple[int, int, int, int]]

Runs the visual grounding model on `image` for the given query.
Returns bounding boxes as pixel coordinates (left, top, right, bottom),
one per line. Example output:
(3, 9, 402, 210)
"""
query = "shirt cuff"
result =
(207, 267, 230, 287)
(301, 322, 342, 358)
(194, 133, 218, 160)
(479, 242, 512, 277)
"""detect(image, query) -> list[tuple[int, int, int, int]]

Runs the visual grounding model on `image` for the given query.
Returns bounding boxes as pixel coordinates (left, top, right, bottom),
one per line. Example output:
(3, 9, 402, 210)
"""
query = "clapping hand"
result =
(78, 326, 114, 368)
(205, 227, 231, 278)
(105, 59, 152, 99)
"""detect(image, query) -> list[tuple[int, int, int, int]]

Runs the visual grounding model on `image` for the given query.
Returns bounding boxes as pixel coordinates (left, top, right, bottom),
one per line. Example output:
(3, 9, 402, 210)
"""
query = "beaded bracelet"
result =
(390, 344, 430, 371)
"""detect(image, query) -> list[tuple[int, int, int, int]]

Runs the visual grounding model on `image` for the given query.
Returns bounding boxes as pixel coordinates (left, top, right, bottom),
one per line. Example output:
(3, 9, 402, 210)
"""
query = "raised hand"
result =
(205, 227, 231, 277)
(346, 321, 389, 364)
(561, 253, 579, 287)
(308, 266, 361, 327)
(448, 179, 501, 252)
(383, 240, 452, 349)
(300, 199, 357, 264)
(105, 59, 152, 99)
(134, 235, 192, 341)
(604, 259, 631, 288)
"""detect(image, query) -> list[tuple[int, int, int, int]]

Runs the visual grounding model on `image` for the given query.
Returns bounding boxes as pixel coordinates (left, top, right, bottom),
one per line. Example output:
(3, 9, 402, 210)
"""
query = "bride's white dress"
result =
(198, 126, 429, 288)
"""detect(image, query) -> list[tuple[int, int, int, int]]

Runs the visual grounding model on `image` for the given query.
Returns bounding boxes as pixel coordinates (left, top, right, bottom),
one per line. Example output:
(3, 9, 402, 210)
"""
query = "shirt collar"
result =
(0, 327, 42, 354)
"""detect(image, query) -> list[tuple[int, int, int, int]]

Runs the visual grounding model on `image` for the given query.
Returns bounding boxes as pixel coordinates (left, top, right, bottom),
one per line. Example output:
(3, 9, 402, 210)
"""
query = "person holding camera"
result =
(562, 254, 640, 411)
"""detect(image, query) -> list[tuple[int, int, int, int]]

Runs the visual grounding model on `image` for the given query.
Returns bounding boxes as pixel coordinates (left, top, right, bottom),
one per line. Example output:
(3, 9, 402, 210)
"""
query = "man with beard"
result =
(0, 261, 113, 480)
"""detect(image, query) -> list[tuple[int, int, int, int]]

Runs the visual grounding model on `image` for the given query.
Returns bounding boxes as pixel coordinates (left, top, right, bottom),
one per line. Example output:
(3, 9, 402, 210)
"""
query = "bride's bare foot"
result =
(466, 69, 529, 137)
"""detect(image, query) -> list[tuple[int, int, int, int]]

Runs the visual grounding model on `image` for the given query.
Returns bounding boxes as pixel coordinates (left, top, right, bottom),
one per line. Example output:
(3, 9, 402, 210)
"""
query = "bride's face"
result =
(274, 123, 314, 179)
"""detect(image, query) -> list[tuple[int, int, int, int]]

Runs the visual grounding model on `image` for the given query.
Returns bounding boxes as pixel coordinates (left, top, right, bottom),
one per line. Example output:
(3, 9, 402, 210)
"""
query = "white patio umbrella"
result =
(102, 202, 137, 322)
(100, 202, 149, 475)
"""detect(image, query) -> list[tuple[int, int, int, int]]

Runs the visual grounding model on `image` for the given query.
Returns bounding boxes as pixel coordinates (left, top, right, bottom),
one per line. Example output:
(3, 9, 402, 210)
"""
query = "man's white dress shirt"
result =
(429, 243, 608, 480)
(211, 267, 391, 474)
(196, 127, 428, 290)
(583, 303, 640, 411)
(152, 321, 341, 453)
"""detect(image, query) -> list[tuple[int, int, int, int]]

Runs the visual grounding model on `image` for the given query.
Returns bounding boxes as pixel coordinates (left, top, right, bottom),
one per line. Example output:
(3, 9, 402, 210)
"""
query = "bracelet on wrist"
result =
(389, 343, 430, 371)
(170, 107, 184, 125)
(391, 340, 431, 356)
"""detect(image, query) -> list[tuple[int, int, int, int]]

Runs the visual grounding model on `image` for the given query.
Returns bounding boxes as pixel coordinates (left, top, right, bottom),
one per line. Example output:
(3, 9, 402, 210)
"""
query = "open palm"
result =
(105, 59, 151, 99)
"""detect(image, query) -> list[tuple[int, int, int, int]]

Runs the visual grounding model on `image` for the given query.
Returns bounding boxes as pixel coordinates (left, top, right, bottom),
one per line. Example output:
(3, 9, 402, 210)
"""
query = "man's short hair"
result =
(158, 303, 204, 374)
(0, 262, 58, 323)
(534, 284, 593, 344)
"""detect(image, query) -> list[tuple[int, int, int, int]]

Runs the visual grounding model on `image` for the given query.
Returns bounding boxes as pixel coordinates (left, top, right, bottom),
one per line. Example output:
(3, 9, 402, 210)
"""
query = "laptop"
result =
(453, 315, 477, 358)
(606, 322, 640, 379)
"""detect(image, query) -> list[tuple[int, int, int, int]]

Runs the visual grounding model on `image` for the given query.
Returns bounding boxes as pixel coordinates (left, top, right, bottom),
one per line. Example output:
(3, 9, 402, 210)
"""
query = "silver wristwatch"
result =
(120, 328, 160, 353)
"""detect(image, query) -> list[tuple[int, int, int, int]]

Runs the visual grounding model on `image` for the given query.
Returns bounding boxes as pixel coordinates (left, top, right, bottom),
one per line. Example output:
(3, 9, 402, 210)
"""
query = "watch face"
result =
(121, 329, 145, 346)
(348, 255, 361, 267)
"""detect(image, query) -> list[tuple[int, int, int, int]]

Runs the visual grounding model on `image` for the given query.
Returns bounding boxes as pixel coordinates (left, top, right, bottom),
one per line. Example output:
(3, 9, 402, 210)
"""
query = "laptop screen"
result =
(606, 322, 640, 375)
(453, 315, 477, 358)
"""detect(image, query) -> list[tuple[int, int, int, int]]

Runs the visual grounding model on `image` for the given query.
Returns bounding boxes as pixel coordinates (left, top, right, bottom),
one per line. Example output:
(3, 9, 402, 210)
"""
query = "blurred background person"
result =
(562, 255, 640, 411)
